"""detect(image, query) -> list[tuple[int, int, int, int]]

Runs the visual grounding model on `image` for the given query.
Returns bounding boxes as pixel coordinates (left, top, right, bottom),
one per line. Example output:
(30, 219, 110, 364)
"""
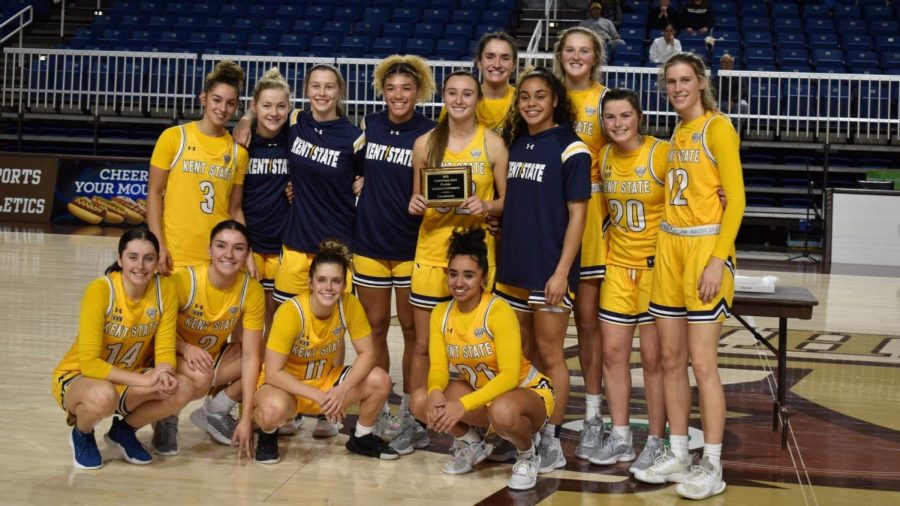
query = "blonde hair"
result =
(553, 27, 606, 87)
(304, 64, 347, 118)
(204, 60, 244, 95)
(253, 67, 291, 102)
(373, 55, 435, 103)
(660, 52, 717, 113)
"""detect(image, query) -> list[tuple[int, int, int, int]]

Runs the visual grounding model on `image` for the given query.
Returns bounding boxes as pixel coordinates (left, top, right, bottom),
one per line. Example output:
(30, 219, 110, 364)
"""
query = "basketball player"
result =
(163, 220, 264, 459)
(410, 228, 554, 490)
(494, 67, 591, 473)
(252, 240, 398, 464)
(553, 27, 610, 459)
(352, 55, 436, 452)
(147, 60, 250, 275)
(591, 89, 668, 472)
(634, 52, 745, 501)
(407, 70, 508, 441)
(52, 228, 193, 469)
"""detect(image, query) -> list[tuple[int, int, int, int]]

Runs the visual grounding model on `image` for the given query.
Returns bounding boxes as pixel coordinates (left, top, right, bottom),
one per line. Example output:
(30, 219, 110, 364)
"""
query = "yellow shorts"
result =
(523, 371, 555, 421)
(493, 281, 574, 313)
(258, 365, 352, 415)
(252, 252, 280, 291)
(598, 264, 654, 326)
(580, 188, 607, 279)
(410, 262, 496, 309)
(352, 254, 413, 289)
(649, 229, 735, 323)
(274, 245, 352, 302)
(51, 367, 154, 423)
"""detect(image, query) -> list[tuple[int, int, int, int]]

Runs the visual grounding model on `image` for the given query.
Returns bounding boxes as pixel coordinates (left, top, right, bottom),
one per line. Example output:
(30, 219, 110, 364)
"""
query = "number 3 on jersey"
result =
(667, 168, 689, 206)
(199, 180, 215, 214)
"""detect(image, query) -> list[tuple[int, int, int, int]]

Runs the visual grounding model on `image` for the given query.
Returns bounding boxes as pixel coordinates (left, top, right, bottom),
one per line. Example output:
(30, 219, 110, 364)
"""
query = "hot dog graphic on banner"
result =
(53, 158, 149, 225)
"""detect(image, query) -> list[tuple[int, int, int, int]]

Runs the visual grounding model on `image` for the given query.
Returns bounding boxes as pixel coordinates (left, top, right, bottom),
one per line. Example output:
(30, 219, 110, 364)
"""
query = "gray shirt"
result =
(579, 17, 620, 42)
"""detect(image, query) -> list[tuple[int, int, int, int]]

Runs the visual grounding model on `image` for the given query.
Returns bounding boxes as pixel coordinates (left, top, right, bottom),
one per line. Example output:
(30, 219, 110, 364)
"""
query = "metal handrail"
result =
(0, 6, 33, 47)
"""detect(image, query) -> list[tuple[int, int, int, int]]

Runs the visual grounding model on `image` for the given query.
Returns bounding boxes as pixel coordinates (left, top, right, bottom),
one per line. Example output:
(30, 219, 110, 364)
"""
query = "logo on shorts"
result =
(635, 166, 647, 177)
(585, 106, 597, 117)
(474, 327, 485, 338)
(647, 256, 655, 268)
(229, 306, 239, 315)
(470, 149, 481, 158)
(691, 133, 702, 143)
(146, 307, 157, 319)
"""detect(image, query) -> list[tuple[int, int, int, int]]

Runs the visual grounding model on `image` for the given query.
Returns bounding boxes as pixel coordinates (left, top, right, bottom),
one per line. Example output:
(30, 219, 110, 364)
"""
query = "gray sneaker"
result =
(312, 416, 339, 438)
(676, 456, 726, 500)
(389, 420, 429, 455)
(574, 415, 604, 460)
(507, 451, 541, 490)
(629, 437, 666, 473)
(486, 435, 517, 462)
(152, 415, 179, 456)
(442, 439, 490, 475)
(278, 415, 304, 436)
(374, 410, 404, 442)
(537, 434, 566, 473)
(633, 448, 691, 484)
(206, 411, 238, 446)
(588, 429, 635, 465)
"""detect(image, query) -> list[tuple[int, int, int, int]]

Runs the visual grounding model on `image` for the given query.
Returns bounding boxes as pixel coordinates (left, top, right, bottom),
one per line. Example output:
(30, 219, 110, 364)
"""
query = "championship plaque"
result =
(421, 166, 472, 207)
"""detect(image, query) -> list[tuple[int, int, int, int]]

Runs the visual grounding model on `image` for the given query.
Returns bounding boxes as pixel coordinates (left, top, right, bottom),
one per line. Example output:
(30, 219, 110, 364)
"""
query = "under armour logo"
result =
(526, 143, 535, 150)
(314, 128, 323, 135)
(187, 145, 197, 151)
(390, 130, 400, 135)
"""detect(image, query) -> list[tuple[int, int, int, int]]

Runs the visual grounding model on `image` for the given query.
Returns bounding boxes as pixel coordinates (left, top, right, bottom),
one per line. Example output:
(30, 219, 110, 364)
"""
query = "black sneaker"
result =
(346, 433, 399, 460)
(255, 429, 280, 464)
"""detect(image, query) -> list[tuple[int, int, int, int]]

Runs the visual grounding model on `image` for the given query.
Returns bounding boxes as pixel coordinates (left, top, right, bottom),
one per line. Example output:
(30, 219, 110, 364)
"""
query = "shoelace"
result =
(652, 450, 676, 467)
(450, 441, 478, 461)
(512, 456, 537, 477)
(687, 463, 716, 483)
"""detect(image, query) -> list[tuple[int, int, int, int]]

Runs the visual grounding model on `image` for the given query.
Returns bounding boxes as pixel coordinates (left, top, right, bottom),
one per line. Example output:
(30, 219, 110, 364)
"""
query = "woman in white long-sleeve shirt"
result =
(649, 24, 682, 64)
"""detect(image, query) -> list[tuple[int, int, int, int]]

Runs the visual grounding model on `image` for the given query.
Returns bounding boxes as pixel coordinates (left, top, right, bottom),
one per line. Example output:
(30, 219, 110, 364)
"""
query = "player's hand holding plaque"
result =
(421, 166, 472, 208)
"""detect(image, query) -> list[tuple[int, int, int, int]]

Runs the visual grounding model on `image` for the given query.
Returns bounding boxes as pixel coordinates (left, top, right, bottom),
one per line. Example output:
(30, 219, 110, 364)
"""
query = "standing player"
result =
(407, 71, 508, 428)
(590, 89, 668, 472)
(634, 52, 745, 501)
(411, 228, 555, 490)
(352, 55, 436, 452)
(553, 27, 610, 459)
(252, 240, 398, 464)
(163, 220, 265, 458)
(51, 228, 193, 469)
(494, 67, 591, 472)
(147, 60, 250, 275)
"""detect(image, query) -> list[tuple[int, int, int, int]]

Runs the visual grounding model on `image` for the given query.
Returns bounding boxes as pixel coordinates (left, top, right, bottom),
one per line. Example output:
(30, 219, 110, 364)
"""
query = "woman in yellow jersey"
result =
(634, 53, 745, 501)
(407, 70, 508, 414)
(51, 228, 192, 469)
(553, 26, 611, 459)
(475, 32, 518, 134)
(589, 89, 668, 472)
(410, 228, 554, 490)
(160, 220, 265, 459)
(252, 240, 397, 464)
(147, 60, 251, 275)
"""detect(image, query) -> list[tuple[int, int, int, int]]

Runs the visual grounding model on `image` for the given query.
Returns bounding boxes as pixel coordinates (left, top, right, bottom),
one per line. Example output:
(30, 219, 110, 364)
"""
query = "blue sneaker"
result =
(105, 416, 152, 465)
(69, 427, 102, 470)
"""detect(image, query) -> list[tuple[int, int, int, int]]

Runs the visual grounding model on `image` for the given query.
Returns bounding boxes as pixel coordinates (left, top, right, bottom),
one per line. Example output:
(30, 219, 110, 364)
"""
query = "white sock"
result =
(205, 390, 237, 414)
(703, 443, 722, 467)
(355, 423, 374, 438)
(647, 435, 663, 445)
(585, 393, 602, 420)
(400, 393, 410, 417)
(670, 435, 689, 460)
(518, 443, 536, 459)
(459, 427, 482, 444)
(613, 425, 631, 441)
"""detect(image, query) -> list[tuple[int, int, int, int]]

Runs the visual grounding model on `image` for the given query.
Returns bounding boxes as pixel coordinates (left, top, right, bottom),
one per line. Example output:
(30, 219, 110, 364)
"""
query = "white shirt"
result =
(649, 36, 682, 64)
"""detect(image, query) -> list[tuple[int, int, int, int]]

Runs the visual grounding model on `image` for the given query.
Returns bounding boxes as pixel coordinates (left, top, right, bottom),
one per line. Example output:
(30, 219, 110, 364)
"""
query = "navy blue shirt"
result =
(354, 110, 435, 260)
(497, 124, 592, 291)
(283, 110, 364, 252)
(244, 128, 290, 254)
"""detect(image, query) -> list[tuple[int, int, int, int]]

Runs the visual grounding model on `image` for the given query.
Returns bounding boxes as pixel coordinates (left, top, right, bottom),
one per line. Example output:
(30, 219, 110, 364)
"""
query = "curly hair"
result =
(373, 54, 435, 103)
(503, 67, 574, 145)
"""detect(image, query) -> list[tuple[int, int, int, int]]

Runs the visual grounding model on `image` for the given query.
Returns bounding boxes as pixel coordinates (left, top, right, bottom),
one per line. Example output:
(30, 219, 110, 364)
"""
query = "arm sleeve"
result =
(563, 141, 592, 202)
(345, 295, 373, 340)
(426, 305, 450, 395)
(267, 301, 303, 355)
(649, 39, 662, 63)
(234, 145, 250, 186)
(154, 276, 178, 368)
(76, 278, 115, 379)
(149, 126, 180, 171)
(709, 118, 745, 260)
(458, 302, 522, 411)
(241, 280, 266, 331)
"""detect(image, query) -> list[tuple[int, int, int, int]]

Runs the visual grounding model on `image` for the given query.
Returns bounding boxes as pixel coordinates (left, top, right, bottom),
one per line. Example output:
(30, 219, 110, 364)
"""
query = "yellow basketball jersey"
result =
(54, 272, 176, 379)
(261, 292, 371, 384)
(568, 83, 609, 183)
(476, 84, 515, 135)
(174, 262, 265, 359)
(416, 125, 496, 267)
(664, 111, 739, 228)
(601, 136, 667, 269)
(149, 122, 250, 267)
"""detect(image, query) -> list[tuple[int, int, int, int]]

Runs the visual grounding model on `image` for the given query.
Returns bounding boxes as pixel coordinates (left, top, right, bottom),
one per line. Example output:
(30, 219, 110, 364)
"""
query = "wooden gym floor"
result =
(1, 226, 898, 505)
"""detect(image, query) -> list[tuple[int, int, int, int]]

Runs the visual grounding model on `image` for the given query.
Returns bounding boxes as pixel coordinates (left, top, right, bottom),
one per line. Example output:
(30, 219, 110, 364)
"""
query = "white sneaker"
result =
(278, 415, 304, 436)
(442, 439, 490, 475)
(574, 415, 603, 460)
(312, 416, 338, 438)
(633, 449, 691, 484)
(507, 452, 540, 490)
(388, 420, 430, 455)
(629, 437, 666, 474)
(588, 429, 635, 465)
(537, 434, 566, 473)
(676, 456, 726, 499)
(374, 410, 405, 442)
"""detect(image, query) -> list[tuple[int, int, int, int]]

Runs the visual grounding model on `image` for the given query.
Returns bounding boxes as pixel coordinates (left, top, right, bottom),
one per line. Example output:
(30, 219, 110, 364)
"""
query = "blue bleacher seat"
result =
(740, 3, 767, 17)
(363, 7, 391, 23)
(741, 17, 770, 32)
(444, 24, 473, 42)
(373, 36, 402, 55)
(353, 22, 379, 37)
(773, 17, 803, 33)
(192, 3, 211, 16)
(218, 4, 246, 17)
(864, 5, 892, 20)
(771, 3, 799, 17)
(421, 8, 448, 23)
(413, 22, 442, 38)
(869, 20, 899, 37)
(843, 33, 873, 50)
(776, 32, 806, 49)
(147, 15, 169, 28)
(834, 4, 862, 19)
(383, 22, 412, 37)
(392, 7, 421, 22)
(205, 18, 227, 32)
(880, 50, 900, 67)
(809, 33, 838, 50)
(836, 19, 867, 36)
(802, 4, 831, 18)
(305, 5, 334, 21)
(164, 2, 184, 15)
(263, 19, 287, 34)
(216, 32, 245, 50)
(812, 49, 844, 67)
(276, 4, 301, 18)
(429, 0, 455, 8)
(805, 18, 835, 34)
(875, 35, 900, 50)
(480, 10, 511, 28)
(715, 15, 738, 31)
(778, 47, 809, 68)
(130, 30, 150, 43)
(99, 29, 123, 43)
(340, 35, 371, 56)
(435, 39, 467, 60)
(247, 34, 274, 50)
(232, 18, 255, 34)
(322, 21, 351, 37)
(309, 35, 339, 54)
(334, 7, 361, 23)
(405, 38, 434, 56)
(293, 20, 322, 36)
(744, 31, 773, 48)
(278, 34, 309, 51)
(459, 0, 487, 9)
(452, 9, 480, 24)
(857, 83, 893, 118)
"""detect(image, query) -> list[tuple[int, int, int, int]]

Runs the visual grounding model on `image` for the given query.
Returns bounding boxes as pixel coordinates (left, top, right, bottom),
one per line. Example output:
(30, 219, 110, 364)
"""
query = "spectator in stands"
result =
(716, 54, 748, 131)
(649, 23, 682, 64)
(601, 0, 623, 27)
(579, 2, 626, 58)
(648, 0, 679, 33)
(681, 0, 714, 36)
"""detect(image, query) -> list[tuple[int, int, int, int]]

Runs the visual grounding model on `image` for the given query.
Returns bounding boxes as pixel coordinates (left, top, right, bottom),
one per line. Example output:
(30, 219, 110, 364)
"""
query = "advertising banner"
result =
(52, 157, 149, 226)
(0, 154, 58, 224)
